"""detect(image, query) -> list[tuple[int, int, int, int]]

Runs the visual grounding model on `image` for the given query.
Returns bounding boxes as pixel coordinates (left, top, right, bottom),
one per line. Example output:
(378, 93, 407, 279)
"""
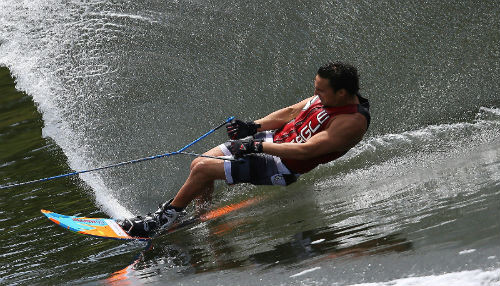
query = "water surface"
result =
(1, 0, 499, 285)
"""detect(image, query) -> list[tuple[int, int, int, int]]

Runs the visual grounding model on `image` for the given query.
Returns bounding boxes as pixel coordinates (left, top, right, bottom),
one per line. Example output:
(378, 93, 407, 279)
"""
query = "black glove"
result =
(229, 138, 264, 158)
(226, 119, 261, 139)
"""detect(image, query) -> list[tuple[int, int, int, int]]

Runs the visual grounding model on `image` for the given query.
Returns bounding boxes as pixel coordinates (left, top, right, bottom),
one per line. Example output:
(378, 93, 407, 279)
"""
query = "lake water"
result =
(1, 1, 499, 285)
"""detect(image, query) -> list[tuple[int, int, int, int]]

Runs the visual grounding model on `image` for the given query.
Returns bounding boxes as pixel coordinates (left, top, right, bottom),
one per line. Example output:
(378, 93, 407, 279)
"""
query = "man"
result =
(120, 62, 371, 237)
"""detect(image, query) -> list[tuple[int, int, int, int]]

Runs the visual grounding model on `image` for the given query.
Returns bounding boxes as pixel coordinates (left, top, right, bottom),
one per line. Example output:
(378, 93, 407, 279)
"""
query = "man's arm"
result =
(261, 113, 368, 160)
(254, 97, 314, 131)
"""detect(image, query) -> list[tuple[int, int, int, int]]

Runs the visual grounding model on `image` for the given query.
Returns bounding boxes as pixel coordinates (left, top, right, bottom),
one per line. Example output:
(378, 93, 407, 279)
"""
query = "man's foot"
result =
(118, 215, 159, 238)
(119, 200, 183, 237)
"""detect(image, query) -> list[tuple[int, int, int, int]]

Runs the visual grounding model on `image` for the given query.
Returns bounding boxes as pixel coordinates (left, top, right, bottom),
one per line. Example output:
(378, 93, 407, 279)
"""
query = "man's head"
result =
(314, 62, 359, 106)
(317, 62, 359, 95)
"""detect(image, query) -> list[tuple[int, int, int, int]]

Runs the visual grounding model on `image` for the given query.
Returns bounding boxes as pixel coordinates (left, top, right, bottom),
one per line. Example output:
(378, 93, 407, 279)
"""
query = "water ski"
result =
(41, 209, 151, 241)
(41, 197, 260, 241)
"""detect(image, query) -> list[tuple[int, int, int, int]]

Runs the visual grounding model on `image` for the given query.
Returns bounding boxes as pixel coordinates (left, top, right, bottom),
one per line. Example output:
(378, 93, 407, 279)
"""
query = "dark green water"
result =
(1, 1, 500, 285)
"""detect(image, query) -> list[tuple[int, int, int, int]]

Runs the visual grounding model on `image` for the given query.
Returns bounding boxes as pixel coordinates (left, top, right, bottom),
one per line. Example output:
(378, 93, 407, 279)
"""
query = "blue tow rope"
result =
(0, 116, 234, 189)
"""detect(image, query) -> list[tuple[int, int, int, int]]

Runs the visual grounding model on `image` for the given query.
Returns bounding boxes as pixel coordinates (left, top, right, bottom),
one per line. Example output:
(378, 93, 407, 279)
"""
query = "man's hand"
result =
(226, 119, 261, 139)
(229, 138, 263, 158)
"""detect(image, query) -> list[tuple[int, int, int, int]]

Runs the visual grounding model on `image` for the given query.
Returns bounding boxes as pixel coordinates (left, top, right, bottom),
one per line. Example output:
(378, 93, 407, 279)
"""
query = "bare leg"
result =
(170, 146, 227, 209)
(197, 147, 225, 204)
(194, 183, 213, 208)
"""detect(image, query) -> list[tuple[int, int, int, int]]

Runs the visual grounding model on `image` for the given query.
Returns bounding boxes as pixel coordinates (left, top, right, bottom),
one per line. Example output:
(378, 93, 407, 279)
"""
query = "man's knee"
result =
(189, 159, 224, 181)
(190, 147, 224, 171)
(190, 157, 205, 171)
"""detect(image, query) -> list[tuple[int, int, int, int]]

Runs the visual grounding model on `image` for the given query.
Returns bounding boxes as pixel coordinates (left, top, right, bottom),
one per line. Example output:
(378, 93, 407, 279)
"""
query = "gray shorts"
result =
(218, 131, 300, 186)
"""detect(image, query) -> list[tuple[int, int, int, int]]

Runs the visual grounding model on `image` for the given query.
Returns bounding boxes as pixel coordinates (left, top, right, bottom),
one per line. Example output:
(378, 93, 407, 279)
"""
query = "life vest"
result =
(273, 95, 370, 174)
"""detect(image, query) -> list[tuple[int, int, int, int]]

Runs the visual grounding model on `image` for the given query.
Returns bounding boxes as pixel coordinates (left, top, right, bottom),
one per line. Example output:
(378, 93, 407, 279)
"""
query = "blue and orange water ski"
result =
(41, 209, 151, 241)
(41, 197, 261, 241)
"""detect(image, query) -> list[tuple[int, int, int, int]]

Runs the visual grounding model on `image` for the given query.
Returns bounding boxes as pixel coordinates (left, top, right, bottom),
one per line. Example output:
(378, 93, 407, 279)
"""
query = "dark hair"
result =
(317, 62, 359, 95)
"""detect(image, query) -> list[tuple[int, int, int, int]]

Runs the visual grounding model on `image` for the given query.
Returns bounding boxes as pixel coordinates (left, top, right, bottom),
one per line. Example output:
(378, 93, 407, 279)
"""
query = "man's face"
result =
(314, 75, 336, 106)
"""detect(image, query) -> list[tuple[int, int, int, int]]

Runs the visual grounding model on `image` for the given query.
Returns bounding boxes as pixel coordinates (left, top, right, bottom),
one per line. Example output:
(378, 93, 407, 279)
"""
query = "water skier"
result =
(120, 62, 371, 237)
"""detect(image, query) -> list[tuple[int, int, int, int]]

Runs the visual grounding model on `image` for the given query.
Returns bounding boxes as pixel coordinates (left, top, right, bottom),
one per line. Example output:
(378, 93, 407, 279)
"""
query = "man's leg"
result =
(119, 146, 227, 237)
(170, 146, 226, 209)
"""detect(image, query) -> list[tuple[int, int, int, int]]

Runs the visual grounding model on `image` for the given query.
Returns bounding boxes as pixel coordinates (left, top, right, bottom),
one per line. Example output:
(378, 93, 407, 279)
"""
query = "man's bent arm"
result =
(254, 97, 313, 131)
(261, 114, 367, 160)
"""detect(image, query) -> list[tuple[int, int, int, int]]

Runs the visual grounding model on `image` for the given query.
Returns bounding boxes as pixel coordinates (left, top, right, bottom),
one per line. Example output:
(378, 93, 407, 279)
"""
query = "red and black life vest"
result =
(273, 95, 370, 174)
